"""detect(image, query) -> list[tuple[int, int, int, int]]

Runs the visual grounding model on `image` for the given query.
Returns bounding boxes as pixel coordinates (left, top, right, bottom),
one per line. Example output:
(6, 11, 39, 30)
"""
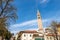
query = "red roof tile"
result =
(20, 30, 38, 33)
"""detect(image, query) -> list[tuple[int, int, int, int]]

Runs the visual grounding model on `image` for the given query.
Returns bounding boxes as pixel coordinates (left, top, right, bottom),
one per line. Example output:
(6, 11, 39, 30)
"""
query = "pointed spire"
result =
(37, 10, 40, 14)
(37, 10, 43, 32)
(37, 10, 40, 16)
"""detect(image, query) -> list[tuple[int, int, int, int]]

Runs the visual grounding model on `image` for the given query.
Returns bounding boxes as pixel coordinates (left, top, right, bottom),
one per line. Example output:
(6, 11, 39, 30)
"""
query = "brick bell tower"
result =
(37, 10, 44, 34)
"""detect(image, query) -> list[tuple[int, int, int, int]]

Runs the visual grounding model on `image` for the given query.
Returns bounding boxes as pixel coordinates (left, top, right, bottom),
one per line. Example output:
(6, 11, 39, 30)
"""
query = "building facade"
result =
(20, 30, 37, 40)
(18, 30, 44, 40)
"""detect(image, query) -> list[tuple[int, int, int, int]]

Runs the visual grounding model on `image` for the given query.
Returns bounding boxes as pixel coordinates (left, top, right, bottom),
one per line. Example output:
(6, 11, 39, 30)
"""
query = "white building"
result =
(18, 30, 44, 40)
(20, 30, 37, 40)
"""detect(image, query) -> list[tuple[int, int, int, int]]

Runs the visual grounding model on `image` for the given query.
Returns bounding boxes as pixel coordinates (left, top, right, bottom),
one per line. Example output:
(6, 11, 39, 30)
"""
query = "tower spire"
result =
(37, 10, 43, 33)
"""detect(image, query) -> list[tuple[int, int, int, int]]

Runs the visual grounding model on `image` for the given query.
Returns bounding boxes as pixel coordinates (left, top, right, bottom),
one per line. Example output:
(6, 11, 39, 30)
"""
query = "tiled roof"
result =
(19, 30, 38, 33)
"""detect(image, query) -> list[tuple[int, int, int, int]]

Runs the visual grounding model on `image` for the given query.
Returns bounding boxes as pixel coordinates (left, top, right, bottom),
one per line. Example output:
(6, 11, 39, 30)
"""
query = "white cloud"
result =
(10, 19, 49, 34)
(40, 0, 50, 4)
(11, 28, 38, 34)
(10, 19, 49, 28)
(10, 20, 37, 28)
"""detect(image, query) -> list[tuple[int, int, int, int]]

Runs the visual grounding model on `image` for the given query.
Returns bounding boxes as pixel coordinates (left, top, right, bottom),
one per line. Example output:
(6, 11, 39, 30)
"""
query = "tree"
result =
(5, 30, 12, 40)
(0, 26, 12, 40)
(0, 0, 18, 26)
(0, 0, 18, 39)
(50, 21, 60, 40)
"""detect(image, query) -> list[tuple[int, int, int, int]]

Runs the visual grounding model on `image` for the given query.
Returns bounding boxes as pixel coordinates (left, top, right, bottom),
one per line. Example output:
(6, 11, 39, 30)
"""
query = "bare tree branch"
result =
(0, 0, 10, 16)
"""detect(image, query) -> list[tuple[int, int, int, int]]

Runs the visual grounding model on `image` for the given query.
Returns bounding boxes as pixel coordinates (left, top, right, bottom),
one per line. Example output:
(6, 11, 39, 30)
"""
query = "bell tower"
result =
(37, 10, 44, 33)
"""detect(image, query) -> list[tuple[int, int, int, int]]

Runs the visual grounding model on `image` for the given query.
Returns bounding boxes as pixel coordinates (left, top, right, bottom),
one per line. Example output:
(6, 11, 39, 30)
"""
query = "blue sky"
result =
(9, 0, 60, 34)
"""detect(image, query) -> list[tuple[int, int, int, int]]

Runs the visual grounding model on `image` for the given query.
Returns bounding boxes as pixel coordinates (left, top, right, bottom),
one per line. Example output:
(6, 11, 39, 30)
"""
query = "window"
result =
(47, 37, 49, 40)
(24, 34, 26, 37)
(30, 34, 31, 37)
(50, 37, 52, 40)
